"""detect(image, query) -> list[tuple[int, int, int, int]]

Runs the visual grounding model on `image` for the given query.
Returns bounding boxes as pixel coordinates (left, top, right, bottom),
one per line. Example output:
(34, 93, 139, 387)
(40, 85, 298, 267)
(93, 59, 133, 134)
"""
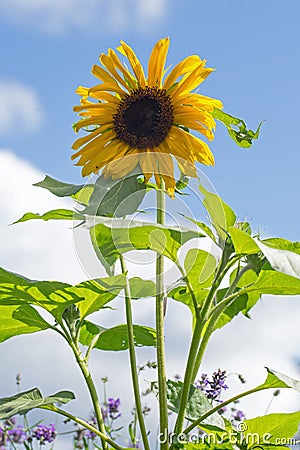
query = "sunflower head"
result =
(72, 37, 223, 197)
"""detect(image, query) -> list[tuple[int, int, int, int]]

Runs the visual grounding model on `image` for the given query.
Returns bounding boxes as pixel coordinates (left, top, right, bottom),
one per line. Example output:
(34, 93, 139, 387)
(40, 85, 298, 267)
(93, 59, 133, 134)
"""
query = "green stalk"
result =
(41, 406, 124, 450)
(156, 184, 168, 450)
(120, 255, 150, 450)
(173, 316, 204, 437)
(191, 265, 252, 380)
(68, 338, 108, 450)
(173, 248, 236, 438)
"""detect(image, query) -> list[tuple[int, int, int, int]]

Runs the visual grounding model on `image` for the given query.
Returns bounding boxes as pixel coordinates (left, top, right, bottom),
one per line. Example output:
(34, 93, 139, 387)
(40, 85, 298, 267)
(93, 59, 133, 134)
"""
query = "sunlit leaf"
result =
(228, 227, 260, 255)
(80, 321, 156, 351)
(199, 186, 236, 242)
(13, 209, 84, 224)
(243, 269, 300, 296)
(0, 388, 75, 419)
(0, 305, 50, 343)
(255, 239, 300, 279)
(212, 109, 263, 148)
(90, 221, 203, 275)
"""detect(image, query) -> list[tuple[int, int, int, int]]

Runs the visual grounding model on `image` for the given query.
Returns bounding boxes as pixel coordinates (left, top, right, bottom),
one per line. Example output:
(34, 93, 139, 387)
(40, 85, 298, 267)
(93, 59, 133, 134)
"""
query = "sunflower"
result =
(72, 37, 223, 196)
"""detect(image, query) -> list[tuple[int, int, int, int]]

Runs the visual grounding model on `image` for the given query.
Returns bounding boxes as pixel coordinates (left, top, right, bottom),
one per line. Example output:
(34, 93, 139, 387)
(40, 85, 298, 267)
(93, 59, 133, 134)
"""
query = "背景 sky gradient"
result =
(0, 0, 300, 447)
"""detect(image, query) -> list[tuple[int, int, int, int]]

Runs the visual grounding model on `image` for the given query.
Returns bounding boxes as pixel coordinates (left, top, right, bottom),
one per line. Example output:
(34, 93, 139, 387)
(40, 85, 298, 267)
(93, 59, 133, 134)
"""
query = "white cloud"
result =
(0, 0, 169, 35)
(0, 150, 300, 448)
(0, 81, 43, 135)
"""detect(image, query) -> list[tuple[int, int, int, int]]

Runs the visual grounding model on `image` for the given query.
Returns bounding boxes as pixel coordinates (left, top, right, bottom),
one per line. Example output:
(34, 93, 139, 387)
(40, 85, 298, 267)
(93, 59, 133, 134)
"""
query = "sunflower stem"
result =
(156, 183, 169, 450)
(68, 338, 108, 450)
(120, 255, 151, 450)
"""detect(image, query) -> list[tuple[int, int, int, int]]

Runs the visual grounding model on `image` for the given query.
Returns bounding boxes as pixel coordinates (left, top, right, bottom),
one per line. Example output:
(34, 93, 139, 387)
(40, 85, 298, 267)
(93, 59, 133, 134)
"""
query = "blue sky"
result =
(0, 0, 299, 238)
(0, 1, 300, 446)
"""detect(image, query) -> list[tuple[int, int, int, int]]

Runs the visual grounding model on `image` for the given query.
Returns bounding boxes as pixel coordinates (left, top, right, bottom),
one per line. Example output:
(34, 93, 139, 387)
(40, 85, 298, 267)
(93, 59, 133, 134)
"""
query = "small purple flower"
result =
(195, 369, 228, 401)
(233, 410, 246, 421)
(33, 424, 56, 444)
(107, 398, 121, 419)
(8, 425, 26, 443)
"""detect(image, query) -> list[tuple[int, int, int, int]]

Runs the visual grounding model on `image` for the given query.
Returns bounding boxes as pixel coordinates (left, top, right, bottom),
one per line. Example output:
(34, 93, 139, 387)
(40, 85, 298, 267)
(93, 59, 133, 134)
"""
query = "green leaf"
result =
(228, 227, 260, 255)
(243, 269, 300, 296)
(0, 267, 125, 327)
(79, 320, 106, 347)
(184, 249, 217, 291)
(80, 322, 156, 351)
(83, 172, 146, 218)
(129, 277, 156, 299)
(90, 221, 203, 275)
(33, 175, 85, 197)
(71, 275, 126, 319)
(181, 214, 216, 243)
(13, 209, 84, 224)
(0, 388, 75, 419)
(255, 239, 300, 279)
(151, 380, 224, 429)
(263, 368, 300, 393)
(244, 411, 300, 446)
(212, 109, 263, 148)
(214, 289, 248, 330)
(168, 286, 208, 322)
(0, 305, 50, 343)
(262, 237, 300, 256)
(199, 186, 236, 241)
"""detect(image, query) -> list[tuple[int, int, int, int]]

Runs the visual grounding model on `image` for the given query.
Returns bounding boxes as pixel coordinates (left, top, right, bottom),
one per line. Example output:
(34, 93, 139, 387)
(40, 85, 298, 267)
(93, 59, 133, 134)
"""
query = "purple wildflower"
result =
(107, 398, 121, 419)
(33, 424, 56, 444)
(233, 410, 246, 421)
(7, 425, 26, 443)
(195, 369, 228, 401)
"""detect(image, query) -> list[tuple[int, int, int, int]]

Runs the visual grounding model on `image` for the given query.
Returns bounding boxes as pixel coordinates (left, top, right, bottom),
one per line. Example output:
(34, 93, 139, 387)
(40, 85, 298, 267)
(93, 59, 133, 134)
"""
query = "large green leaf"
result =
(13, 209, 84, 224)
(262, 237, 300, 256)
(79, 321, 156, 351)
(83, 173, 146, 218)
(184, 249, 217, 291)
(168, 286, 208, 326)
(212, 109, 263, 148)
(90, 221, 203, 275)
(0, 388, 75, 419)
(228, 227, 260, 255)
(33, 175, 85, 197)
(72, 275, 126, 319)
(151, 380, 224, 429)
(0, 267, 126, 332)
(243, 269, 300, 296)
(199, 186, 236, 242)
(255, 239, 300, 279)
(0, 304, 50, 343)
(129, 277, 156, 299)
(244, 411, 300, 446)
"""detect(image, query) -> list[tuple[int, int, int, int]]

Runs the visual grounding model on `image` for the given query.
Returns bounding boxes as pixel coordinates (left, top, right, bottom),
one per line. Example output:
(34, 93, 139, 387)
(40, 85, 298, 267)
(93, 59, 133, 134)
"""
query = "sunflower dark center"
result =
(113, 87, 173, 149)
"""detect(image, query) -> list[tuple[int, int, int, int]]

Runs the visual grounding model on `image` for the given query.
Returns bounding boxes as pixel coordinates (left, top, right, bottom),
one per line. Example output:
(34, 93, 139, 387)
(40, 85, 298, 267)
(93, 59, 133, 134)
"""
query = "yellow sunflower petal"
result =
(163, 55, 202, 91)
(72, 126, 104, 150)
(100, 53, 132, 91)
(147, 37, 170, 88)
(106, 49, 138, 90)
(171, 67, 214, 100)
(104, 150, 140, 179)
(139, 151, 156, 183)
(118, 41, 146, 88)
(72, 129, 116, 163)
(91, 65, 121, 87)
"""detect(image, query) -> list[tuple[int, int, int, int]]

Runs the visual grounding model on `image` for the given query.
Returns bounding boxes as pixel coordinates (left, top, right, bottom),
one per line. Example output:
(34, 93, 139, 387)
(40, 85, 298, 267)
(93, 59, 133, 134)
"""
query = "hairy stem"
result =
(68, 339, 107, 450)
(156, 184, 168, 450)
(120, 255, 150, 450)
